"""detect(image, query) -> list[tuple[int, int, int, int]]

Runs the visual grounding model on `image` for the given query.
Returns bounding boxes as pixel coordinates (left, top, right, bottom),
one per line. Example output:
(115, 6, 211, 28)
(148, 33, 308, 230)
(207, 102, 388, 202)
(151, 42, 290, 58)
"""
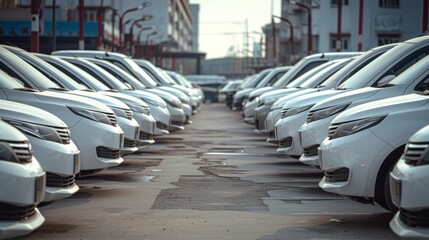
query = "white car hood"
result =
(0, 100, 67, 127)
(283, 89, 341, 109)
(260, 88, 300, 101)
(68, 90, 129, 110)
(409, 124, 429, 142)
(312, 87, 381, 110)
(0, 120, 27, 142)
(333, 93, 429, 124)
(249, 86, 275, 99)
(99, 91, 149, 108)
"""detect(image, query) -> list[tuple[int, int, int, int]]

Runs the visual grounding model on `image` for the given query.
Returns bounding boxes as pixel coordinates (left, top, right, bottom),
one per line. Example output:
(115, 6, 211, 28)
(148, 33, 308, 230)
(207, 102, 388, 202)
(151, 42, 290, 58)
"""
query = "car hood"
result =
(168, 85, 193, 96)
(249, 86, 275, 99)
(260, 88, 300, 101)
(312, 87, 381, 111)
(333, 93, 429, 124)
(272, 89, 319, 109)
(34, 90, 113, 113)
(157, 86, 188, 102)
(0, 120, 27, 142)
(0, 100, 67, 127)
(69, 90, 130, 110)
(99, 91, 149, 108)
(409, 124, 429, 142)
(283, 89, 341, 109)
(234, 88, 254, 98)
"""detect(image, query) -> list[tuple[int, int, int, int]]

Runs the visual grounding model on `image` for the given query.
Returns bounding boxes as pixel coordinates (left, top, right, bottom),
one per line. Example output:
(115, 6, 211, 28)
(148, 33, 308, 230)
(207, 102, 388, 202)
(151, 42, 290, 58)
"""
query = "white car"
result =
(5, 47, 140, 155)
(300, 54, 429, 167)
(276, 35, 429, 158)
(52, 50, 188, 131)
(166, 70, 204, 111)
(0, 120, 46, 239)
(37, 54, 157, 147)
(264, 43, 396, 141)
(319, 93, 429, 210)
(0, 48, 124, 173)
(0, 100, 79, 202)
(253, 58, 353, 133)
(390, 124, 429, 239)
(242, 65, 292, 124)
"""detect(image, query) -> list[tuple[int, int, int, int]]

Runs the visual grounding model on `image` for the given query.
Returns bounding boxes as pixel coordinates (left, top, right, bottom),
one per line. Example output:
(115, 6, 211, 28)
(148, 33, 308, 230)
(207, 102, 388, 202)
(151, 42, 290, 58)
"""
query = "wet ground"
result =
(26, 103, 399, 240)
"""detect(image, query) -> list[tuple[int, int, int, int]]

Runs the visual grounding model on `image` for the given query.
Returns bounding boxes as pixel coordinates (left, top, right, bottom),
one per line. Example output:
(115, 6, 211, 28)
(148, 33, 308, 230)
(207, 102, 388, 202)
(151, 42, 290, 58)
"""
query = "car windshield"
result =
(158, 68, 177, 85)
(338, 42, 423, 89)
(244, 70, 271, 88)
(123, 57, 159, 87)
(43, 56, 111, 91)
(0, 69, 26, 89)
(388, 54, 429, 86)
(299, 58, 352, 88)
(286, 61, 336, 88)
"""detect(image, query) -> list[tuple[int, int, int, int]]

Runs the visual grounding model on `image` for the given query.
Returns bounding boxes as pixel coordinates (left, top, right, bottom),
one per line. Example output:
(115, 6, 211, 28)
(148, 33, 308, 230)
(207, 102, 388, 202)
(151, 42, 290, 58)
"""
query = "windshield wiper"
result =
(80, 89, 95, 92)
(375, 83, 395, 88)
(105, 89, 119, 93)
(48, 87, 69, 92)
(336, 87, 347, 90)
(13, 87, 39, 92)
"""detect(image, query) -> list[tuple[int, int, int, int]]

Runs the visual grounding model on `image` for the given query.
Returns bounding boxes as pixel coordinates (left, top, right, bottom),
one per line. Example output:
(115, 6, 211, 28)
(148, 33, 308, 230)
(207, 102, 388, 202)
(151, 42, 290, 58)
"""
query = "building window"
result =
(330, 33, 350, 51)
(379, 0, 399, 8)
(331, 0, 349, 6)
(378, 35, 400, 45)
(84, 10, 97, 22)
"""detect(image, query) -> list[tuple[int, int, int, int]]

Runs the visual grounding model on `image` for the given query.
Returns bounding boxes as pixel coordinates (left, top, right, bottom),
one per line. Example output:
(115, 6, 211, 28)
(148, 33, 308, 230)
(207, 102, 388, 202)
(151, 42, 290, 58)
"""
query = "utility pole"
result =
(78, 0, 84, 50)
(358, 0, 363, 51)
(336, 0, 342, 52)
(30, 0, 39, 52)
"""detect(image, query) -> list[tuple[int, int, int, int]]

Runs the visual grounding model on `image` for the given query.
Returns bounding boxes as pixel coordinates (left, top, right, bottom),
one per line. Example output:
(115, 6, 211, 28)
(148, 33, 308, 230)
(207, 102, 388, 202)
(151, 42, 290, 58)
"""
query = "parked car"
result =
(252, 57, 354, 133)
(241, 65, 292, 124)
(52, 50, 188, 130)
(264, 43, 396, 142)
(5, 46, 140, 155)
(245, 52, 362, 107)
(300, 53, 429, 167)
(165, 70, 204, 112)
(0, 47, 124, 173)
(232, 68, 272, 111)
(276, 35, 429, 159)
(217, 80, 243, 104)
(0, 100, 79, 202)
(133, 59, 195, 116)
(390, 124, 429, 239)
(37, 54, 157, 147)
(0, 120, 46, 239)
(319, 93, 429, 210)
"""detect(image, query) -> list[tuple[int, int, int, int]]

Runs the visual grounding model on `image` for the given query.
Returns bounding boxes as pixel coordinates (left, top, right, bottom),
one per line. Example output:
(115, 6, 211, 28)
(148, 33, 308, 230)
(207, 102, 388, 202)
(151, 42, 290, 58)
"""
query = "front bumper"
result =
(70, 119, 124, 171)
(274, 111, 308, 157)
(166, 105, 186, 131)
(118, 117, 140, 155)
(254, 105, 271, 131)
(243, 99, 257, 124)
(133, 111, 157, 147)
(319, 130, 394, 198)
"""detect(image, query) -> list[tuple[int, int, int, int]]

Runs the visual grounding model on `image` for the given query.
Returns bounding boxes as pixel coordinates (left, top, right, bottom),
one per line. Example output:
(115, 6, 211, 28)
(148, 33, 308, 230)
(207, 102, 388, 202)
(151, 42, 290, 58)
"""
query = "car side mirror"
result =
(377, 75, 396, 86)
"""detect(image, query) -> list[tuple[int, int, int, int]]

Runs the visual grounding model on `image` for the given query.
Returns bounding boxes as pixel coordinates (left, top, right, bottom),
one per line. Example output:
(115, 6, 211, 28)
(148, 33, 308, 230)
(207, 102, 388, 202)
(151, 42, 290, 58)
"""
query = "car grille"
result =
(324, 168, 349, 182)
(124, 138, 137, 148)
(0, 203, 37, 221)
(403, 142, 429, 165)
(172, 121, 184, 126)
(303, 145, 319, 156)
(54, 126, 71, 144)
(96, 147, 120, 159)
(400, 208, 429, 227)
(328, 123, 340, 139)
(142, 106, 151, 115)
(46, 173, 75, 187)
(279, 137, 293, 148)
(139, 133, 154, 140)
(106, 112, 118, 126)
(156, 121, 167, 130)
(280, 108, 289, 119)
(125, 110, 133, 120)
(8, 141, 32, 163)
(307, 110, 316, 123)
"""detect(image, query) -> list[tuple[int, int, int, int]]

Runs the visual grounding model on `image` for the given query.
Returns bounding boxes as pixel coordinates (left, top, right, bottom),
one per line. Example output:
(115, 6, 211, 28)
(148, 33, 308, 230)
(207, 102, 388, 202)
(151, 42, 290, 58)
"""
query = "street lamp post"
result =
(136, 28, 156, 58)
(290, 1, 312, 54)
(119, 2, 151, 53)
(145, 31, 158, 60)
(128, 15, 153, 55)
(273, 15, 295, 64)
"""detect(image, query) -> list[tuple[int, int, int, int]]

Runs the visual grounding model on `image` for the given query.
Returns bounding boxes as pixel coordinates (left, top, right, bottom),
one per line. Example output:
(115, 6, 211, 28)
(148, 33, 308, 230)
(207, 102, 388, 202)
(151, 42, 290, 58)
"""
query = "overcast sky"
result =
(189, 0, 281, 59)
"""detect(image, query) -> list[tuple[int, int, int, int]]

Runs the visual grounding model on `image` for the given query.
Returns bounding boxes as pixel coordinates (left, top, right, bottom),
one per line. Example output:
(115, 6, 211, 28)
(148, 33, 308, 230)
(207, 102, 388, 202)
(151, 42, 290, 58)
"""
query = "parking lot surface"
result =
(28, 103, 399, 240)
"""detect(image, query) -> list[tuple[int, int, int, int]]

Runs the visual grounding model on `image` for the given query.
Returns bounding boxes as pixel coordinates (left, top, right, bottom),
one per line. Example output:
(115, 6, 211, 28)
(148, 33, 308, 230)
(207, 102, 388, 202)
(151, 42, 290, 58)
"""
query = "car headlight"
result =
(330, 116, 386, 140)
(282, 104, 314, 119)
(68, 107, 113, 125)
(165, 98, 182, 109)
(143, 98, 167, 109)
(271, 102, 282, 110)
(4, 119, 64, 144)
(110, 107, 131, 119)
(308, 103, 350, 123)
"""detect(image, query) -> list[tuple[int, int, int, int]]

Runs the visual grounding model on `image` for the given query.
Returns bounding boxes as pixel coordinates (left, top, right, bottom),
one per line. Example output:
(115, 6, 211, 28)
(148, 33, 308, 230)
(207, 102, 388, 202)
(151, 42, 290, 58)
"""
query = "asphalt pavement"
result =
(27, 103, 399, 240)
